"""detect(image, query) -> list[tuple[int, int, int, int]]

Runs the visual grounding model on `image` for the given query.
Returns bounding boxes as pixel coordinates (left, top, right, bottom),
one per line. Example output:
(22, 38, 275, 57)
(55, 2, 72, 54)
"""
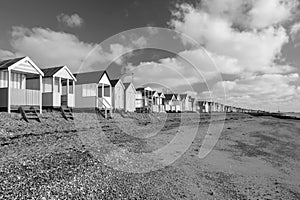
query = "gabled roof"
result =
(153, 91, 159, 97)
(180, 94, 187, 100)
(42, 66, 64, 77)
(27, 66, 76, 81)
(159, 92, 165, 98)
(123, 82, 131, 89)
(0, 56, 44, 76)
(110, 79, 121, 87)
(123, 82, 136, 92)
(164, 94, 175, 101)
(74, 70, 108, 85)
(0, 57, 25, 70)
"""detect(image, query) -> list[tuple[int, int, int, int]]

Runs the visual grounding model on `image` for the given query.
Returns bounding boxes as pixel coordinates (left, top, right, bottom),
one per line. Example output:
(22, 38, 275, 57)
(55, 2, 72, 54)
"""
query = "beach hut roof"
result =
(123, 82, 131, 89)
(0, 56, 44, 76)
(179, 94, 187, 100)
(110, 79, 121, 87)
(164, 94, 174, 101)
(74, 70, 109, 84)
(0, 57, 25, 69)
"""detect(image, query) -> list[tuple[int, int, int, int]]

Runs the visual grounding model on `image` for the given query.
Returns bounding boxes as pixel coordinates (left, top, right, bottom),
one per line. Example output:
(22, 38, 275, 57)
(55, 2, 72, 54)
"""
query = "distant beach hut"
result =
(123, 82, 136, 112)
(164, 94, 176, 112)
(74, 70, 112, 117)
(158, 92, 165, 112)
(135, 87, 154, 113)
(27, 66, 76, 109)
(111, 79, 125, 111)
(174, 94, 182, 112)
(152, 91, 159, 112)
(0, 57, 44, 113)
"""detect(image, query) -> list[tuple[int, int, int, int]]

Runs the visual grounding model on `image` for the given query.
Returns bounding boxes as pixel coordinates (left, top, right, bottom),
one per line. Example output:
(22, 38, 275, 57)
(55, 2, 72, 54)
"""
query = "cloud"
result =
(131, 36, 147, 47)
(210, 73, 300, 111)
(200, 0, 299, 29)
(166, 1, 300, 111)
(57, 13, 84, 28)
(290, 22, 300, 42)
(170, 4, 293, 74)
(249, 0, 298, 29)
(9, 26, 132, 72)
(0, 49, 16, 60)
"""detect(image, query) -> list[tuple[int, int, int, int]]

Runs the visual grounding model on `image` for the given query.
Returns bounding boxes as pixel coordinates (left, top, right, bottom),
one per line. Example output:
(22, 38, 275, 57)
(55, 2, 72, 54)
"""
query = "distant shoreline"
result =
(249, 112, 300, 120)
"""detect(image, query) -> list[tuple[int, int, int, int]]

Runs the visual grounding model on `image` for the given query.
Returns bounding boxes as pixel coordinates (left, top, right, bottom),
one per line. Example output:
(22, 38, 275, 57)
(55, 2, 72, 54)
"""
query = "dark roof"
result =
(27, 66, 65, 79)
(123, 82, 131, 89)
(136, 87, 145, 91)
(42, 66, 64, 77)
(0, 57, 25, 70)
(164, 94, 174, 101)
(110, 79, 120, 87)
(180, 94, 187, 99)
(74, 70, 106, 84)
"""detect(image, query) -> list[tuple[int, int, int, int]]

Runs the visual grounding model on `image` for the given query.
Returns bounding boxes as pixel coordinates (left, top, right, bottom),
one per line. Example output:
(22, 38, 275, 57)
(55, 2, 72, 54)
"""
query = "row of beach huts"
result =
(0, 56, 261, 120)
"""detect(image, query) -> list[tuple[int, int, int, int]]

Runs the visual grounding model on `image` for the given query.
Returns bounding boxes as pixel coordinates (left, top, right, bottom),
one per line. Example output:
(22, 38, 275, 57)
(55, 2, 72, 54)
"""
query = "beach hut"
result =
(164, 94, 176, 112)
(27, 66, 76, 109)
(158, 92, 165, 112)
(123, 82, 136, 112)
(0, 57, 44, 113)
(74, 70, 112, 117)
(174, 94, 182, 112)
(135, 87, 154, 113)
(180, 94, 193, 112)
(111, 79, 125, 111)
(152, 91, 159, 112)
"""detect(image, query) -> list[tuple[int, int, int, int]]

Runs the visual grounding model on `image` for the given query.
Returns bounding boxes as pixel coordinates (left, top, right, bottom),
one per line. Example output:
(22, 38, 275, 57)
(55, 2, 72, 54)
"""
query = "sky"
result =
(0, 0, 300, 112)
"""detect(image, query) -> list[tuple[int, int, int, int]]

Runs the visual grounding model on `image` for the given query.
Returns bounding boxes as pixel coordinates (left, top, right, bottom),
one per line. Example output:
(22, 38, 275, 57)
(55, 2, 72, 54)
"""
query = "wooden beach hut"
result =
(27, 66, 77, 109)
(174, 94, 182, 112)
(123, 82, 136, 112)
(74, 70, 112, 117)
(152, 91, 159, 112)
(158, 92, 165, 112)
(0, 57, 44, 113)
(164, 94, 176, 112)
(135, 87, 154, 113)
(111, 79, 125, 111)
(180, 94, 193, 112)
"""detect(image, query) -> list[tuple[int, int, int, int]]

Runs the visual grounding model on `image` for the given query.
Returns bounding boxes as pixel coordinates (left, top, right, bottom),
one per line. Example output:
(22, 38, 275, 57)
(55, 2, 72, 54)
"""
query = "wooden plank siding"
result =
(0, 88, 8, 107)
(10, 88, 40, 106)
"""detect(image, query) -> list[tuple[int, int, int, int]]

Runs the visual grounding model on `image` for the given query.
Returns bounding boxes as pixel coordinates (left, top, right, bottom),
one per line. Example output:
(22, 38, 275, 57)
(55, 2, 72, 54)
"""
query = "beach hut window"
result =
(104, 85, 110, 97)
(0, 71, 8, 88)
(82, 84, 96, 97)
(69, 81, 73, 94)
(43, 78, 52, 92)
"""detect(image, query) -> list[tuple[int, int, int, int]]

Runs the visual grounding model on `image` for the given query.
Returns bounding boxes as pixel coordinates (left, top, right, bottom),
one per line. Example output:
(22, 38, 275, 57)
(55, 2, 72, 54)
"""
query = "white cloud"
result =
(131, 36, 147, 47)
(9, 26, 131, 72)
(57, 13, 84, 28)
(210, 73, 300, 111)
(170, 4, 292, 74)
(122, 57, 205, 91)
(0, 49, 16, 60)
(249, 0, 298, 29)
(290, 22, 300, 41)
(167, 1, 300, 111)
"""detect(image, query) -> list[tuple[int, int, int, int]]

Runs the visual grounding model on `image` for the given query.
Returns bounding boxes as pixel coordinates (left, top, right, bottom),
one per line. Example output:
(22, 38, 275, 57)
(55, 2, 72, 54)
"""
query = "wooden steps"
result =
(19, 107, 41, 122)
(60, 107, 74, 120)
(97, 108, 112, 119)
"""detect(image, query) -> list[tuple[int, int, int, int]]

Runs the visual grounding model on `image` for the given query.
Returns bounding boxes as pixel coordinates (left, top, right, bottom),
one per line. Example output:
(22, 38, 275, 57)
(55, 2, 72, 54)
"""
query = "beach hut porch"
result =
(0, 57, 44, 113)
